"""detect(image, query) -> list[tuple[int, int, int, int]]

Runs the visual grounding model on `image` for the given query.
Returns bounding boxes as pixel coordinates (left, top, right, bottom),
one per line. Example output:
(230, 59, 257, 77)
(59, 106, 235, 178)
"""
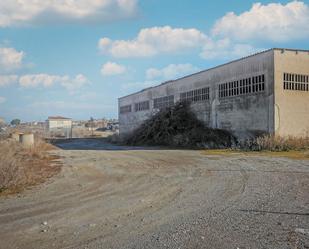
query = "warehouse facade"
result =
(118, 48, 309, 138)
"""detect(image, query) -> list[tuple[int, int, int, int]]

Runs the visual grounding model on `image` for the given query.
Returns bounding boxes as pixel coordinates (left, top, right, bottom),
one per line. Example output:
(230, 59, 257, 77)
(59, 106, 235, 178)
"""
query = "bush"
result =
(124, 102, 236, 148)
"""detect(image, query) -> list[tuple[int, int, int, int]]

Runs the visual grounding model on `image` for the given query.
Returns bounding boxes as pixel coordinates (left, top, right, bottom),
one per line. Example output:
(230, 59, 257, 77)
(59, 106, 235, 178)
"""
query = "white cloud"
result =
(212, 1, 309, 42)
(101, 62, 127, 76)
(122, 64, 199, 91)
(97, 2, 309, 61)
(0, 0, 138, 27)
(0, 47, 24, 72)
(98, 25, 265, 60)
(61, 74, 90, 93)
(19, 74, 59, 88)
(0, 72, 89, 93)
(0, 96, 6, 104)
(146, 64, 200, 81)
(200, 38, 263, 59)
(98, 26, 209, 58)
(123, 64, 199, 92)
(19, 73, 90, 93)
(0, 75, 18, 87)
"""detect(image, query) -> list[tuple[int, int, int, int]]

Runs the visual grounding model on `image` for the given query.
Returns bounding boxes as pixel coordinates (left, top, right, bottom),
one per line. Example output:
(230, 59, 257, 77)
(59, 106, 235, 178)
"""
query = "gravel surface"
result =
(0, 139, 308, 249)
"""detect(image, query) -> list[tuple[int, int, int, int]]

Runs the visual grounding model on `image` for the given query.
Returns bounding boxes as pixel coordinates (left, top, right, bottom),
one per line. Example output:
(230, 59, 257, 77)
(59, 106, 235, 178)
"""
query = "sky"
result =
(0, 0, 308, 122)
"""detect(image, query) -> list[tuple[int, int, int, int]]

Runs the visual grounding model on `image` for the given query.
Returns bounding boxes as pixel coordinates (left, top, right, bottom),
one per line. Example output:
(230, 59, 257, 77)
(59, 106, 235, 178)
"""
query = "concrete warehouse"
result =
(118, 48, 309, 138)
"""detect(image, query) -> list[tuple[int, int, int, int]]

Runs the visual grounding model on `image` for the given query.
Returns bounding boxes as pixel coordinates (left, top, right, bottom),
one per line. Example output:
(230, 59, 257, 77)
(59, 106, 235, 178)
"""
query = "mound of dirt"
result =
(124, 102, 235, 148)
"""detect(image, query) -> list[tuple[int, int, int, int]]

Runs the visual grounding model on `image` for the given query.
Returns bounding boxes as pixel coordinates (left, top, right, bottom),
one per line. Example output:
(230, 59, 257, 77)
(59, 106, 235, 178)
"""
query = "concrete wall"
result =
(47, 119, 72, 138)
(48, 119, 72, 129)
(119, 50, 275, 138)
(274, 49, 309, 137)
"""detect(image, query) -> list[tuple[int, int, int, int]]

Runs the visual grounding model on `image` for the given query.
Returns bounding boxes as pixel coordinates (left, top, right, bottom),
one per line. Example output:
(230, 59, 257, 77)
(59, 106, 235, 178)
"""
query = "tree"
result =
(85, 117, 95, 136)
(10, 119, 21, 126)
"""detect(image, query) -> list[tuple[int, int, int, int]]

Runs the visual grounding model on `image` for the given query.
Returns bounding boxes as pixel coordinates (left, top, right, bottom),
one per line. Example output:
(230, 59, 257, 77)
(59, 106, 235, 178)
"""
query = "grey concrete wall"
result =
(274, 49, 309, 137)
(119, 50, 275, 138)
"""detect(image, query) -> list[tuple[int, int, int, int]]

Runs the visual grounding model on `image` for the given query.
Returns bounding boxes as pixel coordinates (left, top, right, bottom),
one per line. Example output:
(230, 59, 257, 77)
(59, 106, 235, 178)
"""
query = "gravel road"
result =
(0, 139, 308, 249)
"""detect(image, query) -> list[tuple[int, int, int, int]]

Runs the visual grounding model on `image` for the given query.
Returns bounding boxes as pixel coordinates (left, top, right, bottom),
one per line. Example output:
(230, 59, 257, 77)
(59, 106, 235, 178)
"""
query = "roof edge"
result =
(48, 116, 72, 120)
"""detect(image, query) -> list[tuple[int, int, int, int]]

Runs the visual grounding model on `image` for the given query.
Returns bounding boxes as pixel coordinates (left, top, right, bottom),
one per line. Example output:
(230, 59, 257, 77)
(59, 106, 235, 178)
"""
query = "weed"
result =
(0, 138, 60, 195)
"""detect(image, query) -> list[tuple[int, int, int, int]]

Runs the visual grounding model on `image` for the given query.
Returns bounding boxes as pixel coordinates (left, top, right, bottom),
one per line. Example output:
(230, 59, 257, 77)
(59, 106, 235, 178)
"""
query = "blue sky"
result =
(0, 0, 308, 122)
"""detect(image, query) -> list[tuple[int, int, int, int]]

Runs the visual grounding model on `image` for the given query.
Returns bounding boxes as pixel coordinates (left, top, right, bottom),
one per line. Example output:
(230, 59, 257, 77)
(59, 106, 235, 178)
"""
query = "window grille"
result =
(119, 105, 132, 114)
(180, 87, 209, 103)
(153, 95, 174, 109)
(283, 73, 309, 92)
(219, 74, 265, 98)
(134, 101, 150, 112)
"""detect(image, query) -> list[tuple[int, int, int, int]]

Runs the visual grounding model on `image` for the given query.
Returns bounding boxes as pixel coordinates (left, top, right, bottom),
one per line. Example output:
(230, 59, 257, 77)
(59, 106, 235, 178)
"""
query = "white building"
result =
(47, 116, 72, 138)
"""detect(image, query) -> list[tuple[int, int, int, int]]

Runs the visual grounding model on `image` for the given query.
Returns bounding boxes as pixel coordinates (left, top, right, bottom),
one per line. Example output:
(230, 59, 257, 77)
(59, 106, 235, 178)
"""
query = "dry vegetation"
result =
(240, 134, 309, 151)
(205, 134, 309, 159)
(0, 138, 61, 195)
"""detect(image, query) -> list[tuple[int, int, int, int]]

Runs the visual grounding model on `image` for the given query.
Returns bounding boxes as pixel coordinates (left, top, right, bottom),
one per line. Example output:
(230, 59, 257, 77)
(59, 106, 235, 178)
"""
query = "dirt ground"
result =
(0, 138, 308, 249)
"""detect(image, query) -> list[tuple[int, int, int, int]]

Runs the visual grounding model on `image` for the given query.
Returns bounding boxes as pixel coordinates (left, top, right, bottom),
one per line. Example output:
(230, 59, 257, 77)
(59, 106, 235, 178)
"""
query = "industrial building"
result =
(118, 48, 309, 138)
(46, 116, 72, 138)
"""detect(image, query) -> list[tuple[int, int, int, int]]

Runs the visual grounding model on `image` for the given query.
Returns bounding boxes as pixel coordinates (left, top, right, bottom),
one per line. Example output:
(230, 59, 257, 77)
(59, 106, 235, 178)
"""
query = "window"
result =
(219, 74, 265, 98)
(283, 73, 309, 92)
(180, 87, 209, 103)
(134, 101, 150, 112)
(120, 105, 132, 114)
(153, 95, 174, 109)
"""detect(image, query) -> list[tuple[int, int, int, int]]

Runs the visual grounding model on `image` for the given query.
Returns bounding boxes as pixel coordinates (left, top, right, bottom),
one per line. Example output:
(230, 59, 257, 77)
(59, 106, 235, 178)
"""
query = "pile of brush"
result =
(124, 102, 235, 148)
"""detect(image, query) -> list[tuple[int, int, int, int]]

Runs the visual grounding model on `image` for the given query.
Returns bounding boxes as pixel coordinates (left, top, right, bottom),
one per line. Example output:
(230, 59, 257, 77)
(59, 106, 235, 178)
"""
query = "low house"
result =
(47, 116, 72, 138)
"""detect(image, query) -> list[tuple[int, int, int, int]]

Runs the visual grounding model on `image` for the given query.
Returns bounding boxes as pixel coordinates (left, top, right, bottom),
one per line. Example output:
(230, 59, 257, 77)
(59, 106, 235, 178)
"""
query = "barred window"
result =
(219, 74, 265, 98)
(153, 95, 174, 109)
(180, 87, 209, 103)
(134, 101, 150, 112)
(119, 105, 132, 114)
(283, 73, 309, 92)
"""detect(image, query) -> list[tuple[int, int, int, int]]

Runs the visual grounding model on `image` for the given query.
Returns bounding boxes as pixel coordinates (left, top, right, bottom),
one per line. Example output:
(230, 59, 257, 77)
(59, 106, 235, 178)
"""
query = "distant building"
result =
(47, 116, 72, 138)
(0, 117, 5, 126)
(119, 48, 309, 138)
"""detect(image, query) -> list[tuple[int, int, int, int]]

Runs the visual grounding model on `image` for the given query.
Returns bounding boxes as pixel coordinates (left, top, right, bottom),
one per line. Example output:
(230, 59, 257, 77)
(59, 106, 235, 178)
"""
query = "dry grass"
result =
(204, 134, 309, 160)
(240, 134, 309, 151)
(203, 135, 309, 160)
(0, 138, 61, 195)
